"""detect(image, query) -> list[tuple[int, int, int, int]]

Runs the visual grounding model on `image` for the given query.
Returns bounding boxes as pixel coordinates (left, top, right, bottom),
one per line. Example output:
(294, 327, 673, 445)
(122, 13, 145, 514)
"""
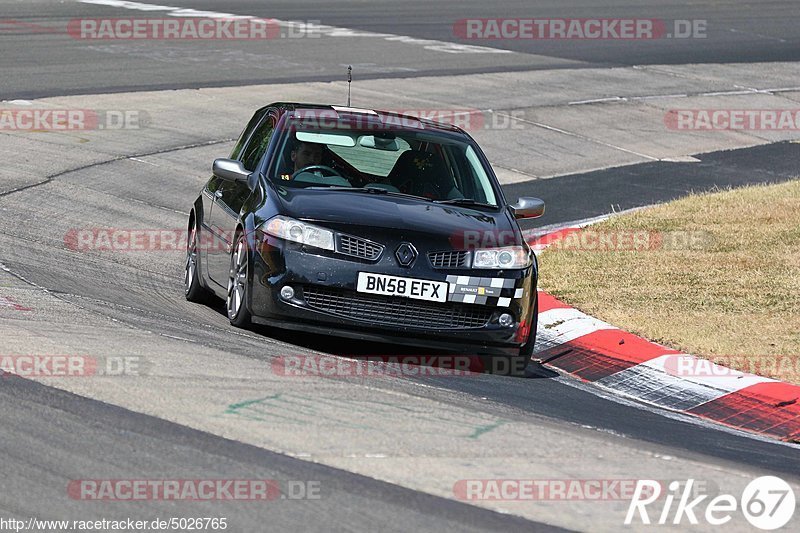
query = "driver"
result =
(291, 140, 324, 172)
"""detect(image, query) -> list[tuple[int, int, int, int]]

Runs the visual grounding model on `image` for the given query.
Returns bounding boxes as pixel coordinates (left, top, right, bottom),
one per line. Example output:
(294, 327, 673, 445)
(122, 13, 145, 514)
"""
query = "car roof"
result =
(262, 102, 469, 135)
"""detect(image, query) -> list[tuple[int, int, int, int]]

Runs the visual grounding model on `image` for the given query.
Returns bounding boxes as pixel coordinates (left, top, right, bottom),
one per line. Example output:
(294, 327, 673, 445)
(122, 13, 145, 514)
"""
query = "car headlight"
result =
(472, 246, 530, 269)
(261, 215, 335, 251)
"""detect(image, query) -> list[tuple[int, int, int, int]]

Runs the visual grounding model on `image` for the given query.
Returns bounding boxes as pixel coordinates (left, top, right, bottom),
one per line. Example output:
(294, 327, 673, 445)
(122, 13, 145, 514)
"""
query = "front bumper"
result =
(248, 237, 537, 355)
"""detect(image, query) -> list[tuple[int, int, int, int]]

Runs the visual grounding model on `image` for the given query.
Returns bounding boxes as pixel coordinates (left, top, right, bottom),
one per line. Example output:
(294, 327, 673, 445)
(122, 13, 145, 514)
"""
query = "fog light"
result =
(498, 313, 514, 327)
(280, 285, 295, 300)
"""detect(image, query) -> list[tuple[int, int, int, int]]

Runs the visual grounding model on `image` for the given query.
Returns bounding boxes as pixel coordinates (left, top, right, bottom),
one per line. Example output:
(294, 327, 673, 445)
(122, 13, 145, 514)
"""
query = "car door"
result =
(198, 176, 225, 290)
(206, 109, 279, 284)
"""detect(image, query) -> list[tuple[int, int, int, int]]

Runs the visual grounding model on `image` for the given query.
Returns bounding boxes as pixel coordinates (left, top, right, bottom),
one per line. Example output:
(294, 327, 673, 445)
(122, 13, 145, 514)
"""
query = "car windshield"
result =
(269, 112, 499, 206)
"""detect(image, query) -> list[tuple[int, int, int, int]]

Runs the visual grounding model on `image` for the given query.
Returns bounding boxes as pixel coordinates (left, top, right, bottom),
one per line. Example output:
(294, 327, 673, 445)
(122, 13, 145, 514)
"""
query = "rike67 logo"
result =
(626, 476, 795, 530)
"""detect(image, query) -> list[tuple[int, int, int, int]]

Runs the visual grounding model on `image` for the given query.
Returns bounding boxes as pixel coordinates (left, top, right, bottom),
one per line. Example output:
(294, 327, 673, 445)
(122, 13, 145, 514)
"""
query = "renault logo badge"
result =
(395, 243, 417, 267)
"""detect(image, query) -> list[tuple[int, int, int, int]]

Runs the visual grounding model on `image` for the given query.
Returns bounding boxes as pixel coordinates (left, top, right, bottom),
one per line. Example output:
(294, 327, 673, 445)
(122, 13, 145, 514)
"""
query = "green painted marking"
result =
(223, 393, 372, 429)
(224, 393, 508, 436)
(225, 393, 281, 414)
(467, 419, 507, 439)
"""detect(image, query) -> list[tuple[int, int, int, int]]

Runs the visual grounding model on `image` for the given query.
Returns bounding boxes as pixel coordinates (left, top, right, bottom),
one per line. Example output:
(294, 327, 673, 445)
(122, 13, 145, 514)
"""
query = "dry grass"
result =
(539, 179, 800, 383)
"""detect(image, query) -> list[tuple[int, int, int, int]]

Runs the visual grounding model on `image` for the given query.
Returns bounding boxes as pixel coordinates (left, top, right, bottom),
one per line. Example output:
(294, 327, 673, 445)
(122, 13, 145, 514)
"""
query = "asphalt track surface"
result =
(1, 0, 800, 98)
(2, 1, 800, 532)
(512, 141, 800, 230)
(2, 376, 561, 532)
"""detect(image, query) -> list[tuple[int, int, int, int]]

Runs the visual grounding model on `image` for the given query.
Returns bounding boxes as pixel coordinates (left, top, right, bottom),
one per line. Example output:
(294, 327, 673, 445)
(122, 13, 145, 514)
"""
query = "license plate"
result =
(356, 272, 448, 303)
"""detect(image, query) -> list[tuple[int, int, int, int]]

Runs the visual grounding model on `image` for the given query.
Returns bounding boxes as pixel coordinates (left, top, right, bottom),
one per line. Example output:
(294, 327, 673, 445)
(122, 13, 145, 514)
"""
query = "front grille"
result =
(337, 235, 383, 261)
(303, 286, 492, 329)
(428, 250, 470, 268)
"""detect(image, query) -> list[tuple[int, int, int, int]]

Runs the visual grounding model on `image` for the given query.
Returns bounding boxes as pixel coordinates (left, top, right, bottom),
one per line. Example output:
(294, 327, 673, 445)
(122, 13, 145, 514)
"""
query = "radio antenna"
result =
(346, 65, 352, 107)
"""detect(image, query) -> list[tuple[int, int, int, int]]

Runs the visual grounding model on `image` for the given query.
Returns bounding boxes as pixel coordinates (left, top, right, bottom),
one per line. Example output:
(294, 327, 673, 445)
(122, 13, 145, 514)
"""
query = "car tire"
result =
(226, 231, 252, 328)
(184, 218, 212, 304)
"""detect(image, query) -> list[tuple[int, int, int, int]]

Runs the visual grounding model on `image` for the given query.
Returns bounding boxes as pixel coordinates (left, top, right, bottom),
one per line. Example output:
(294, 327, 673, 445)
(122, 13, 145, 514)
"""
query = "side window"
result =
(241, 115, 277, 171)
(230, 109, 268, 161)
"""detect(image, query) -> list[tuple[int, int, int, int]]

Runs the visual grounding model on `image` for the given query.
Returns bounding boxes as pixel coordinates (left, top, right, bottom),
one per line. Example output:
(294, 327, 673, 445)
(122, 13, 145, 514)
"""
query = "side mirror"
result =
(511, 197, 545, 219)
(213, 158, 250, 182)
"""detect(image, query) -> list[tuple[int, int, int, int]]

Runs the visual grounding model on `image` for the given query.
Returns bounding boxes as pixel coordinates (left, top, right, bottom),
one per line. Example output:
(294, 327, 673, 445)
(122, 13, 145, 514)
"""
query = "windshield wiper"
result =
(316, 186, 387, 194)
(313, 186, 432, 201)
(433, 198, 498, 209)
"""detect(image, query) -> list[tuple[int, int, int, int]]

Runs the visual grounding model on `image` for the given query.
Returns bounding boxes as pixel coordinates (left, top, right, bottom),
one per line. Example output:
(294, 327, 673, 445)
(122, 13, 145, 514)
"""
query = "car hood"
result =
(272, 186, 521, 246)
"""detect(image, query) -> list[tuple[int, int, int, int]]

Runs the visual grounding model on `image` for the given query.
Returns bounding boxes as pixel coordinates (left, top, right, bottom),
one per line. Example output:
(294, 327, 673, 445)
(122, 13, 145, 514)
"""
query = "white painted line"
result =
(78, 0, 511, 54)
(700, 90, 756, 97)
(728, 27, 787, 44)
(495, 111, 661, 161)
(630, 93, 688, 101)
(128, 157, 159, 166)
(568, 97, 625, 105)
(523, 208, 648, 243)
(659, 156, 701, 163)
(568, 86, 800, 105)
(765, 87, 800, 93)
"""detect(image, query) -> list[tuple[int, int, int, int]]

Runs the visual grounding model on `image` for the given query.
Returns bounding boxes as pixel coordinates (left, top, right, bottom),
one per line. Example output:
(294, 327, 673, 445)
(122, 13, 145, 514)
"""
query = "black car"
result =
(184, 103, 545, 373)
